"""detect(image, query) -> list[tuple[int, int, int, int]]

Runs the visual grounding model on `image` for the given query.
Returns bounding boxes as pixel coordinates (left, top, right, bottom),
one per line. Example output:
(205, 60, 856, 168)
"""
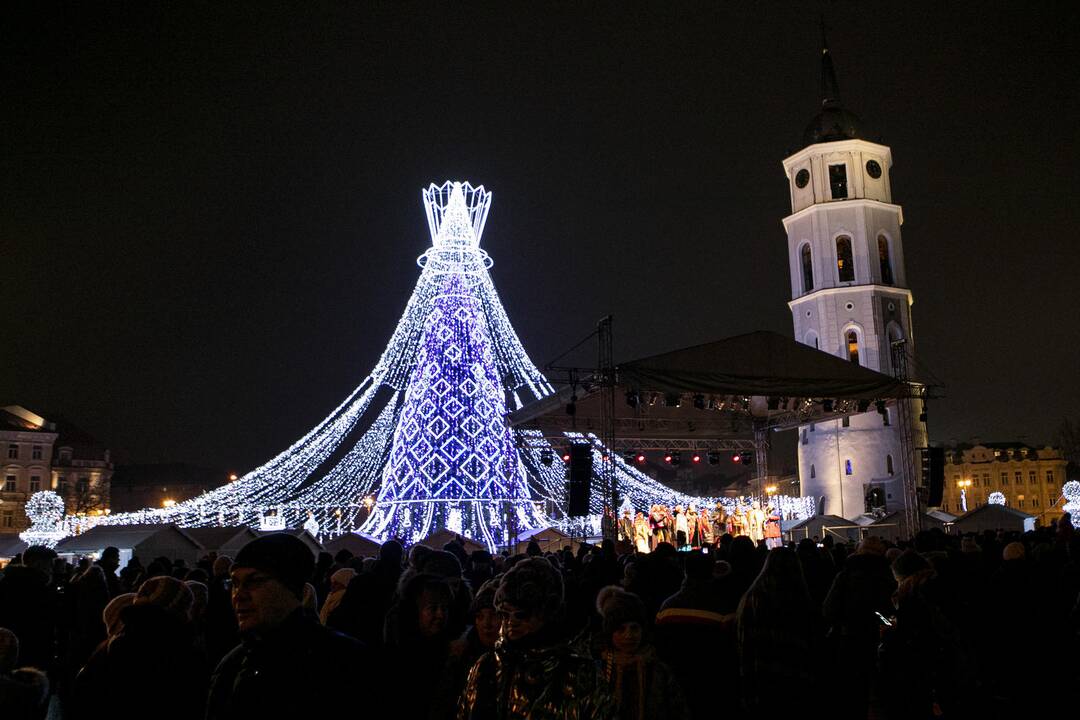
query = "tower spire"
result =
(820, 17, 842, 109)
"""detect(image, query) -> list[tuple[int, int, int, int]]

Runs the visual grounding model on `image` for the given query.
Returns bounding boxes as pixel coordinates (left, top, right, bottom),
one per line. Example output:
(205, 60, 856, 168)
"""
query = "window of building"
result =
(57, 476, 67, 494)
(810, 464, 816, 479)
(1032, 497, 1039, 507)
(77, 476, 89, 494)
(845, 459, 853, 475)
(1029, 471, 1037, 484)
(829, 163, 848, 199)
(1, 511, 12, 528)
(1018, 499, 1025, 509)
(32, 445, 42, 460)
(846, 330, 860, 364)
(878, 235, 894, 285)
(1046, 470, 1055, 483)
(836, 236, 855, 282)
(29, 475, 41, 493)
(801, 244, 814, 293)
(982, 473, 989, 486)
(7, 444, 17, 460)
(1014, 471, 1021, 484)
(886, 454, 894, 475)
(842, 416, 850, 428)
(801, 429, 808, 445)
(3, 476, 15, 492)
(1001, 472, 1008, 485)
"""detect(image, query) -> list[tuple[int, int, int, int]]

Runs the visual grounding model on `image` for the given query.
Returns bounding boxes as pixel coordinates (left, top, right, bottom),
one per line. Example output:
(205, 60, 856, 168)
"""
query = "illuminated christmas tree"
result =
(360, 188, 542, 547)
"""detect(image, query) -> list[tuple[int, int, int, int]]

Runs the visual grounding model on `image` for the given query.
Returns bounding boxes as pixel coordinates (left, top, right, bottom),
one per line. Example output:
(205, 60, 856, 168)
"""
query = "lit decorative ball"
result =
(1063, 481, 1080, 504)
(25, 491, 65, 527)
(988, 492, 1006, 506)
(1061, 481, 1080, 529)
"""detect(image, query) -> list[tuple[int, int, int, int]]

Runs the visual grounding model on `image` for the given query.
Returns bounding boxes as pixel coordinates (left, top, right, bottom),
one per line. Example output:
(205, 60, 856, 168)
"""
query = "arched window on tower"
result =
(886, 454, 894, 475)
(810, 464, 816, 479)
(845, 459, 853, 475)
(846, 330, 860, 364)
(800, 244, 814, 292)
(878, 235, 894, 285)
(836, 236, 855, 282)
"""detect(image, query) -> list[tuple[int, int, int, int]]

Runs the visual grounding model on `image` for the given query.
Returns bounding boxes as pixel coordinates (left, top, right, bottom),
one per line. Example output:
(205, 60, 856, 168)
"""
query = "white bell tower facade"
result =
(783, 41, 922, 519)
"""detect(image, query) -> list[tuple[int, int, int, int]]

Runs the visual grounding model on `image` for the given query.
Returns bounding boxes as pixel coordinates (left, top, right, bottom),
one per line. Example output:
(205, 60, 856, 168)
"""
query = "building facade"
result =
(939, 443, 1067, 526)
(783, 42, 926, 520)
(0, 405, 112, 533)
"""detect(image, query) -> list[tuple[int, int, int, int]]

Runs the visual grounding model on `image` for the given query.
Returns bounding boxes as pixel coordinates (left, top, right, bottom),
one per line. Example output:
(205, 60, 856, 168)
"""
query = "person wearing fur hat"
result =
(457, 557, 614, 720)
(596, 587, 689, 720)
(74, 576, 205, 720)
(206, 534, 377, 720)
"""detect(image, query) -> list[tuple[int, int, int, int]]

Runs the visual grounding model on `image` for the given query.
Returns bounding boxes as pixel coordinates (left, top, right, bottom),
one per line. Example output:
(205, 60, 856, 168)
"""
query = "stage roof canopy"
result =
(511, 331, 925, 450)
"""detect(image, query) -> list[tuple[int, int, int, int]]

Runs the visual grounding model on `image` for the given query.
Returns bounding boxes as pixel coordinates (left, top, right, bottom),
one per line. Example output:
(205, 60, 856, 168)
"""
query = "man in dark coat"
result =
(326, 539, 403, 647)
(0, 545, 58, 672)
(206, 534, 376, 720)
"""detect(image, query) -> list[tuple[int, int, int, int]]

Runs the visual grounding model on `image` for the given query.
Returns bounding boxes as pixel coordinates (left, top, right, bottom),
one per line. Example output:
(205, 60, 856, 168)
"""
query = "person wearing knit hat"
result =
(207, 537, 375, 720)
(233, 533, 314, 600)
(135, 575, 194, 620)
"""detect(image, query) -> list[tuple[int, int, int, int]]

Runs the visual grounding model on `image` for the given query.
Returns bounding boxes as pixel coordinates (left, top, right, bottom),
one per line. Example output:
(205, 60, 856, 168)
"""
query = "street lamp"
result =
(957, 479, 972, 513)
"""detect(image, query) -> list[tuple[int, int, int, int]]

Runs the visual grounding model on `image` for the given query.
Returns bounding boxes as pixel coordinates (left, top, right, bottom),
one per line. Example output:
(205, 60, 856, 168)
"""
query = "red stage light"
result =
(692, 453, 702, 463)
(731, 453, 741, 463)
(562, 452, 571, 463)
(663, 453, 673, 464)
(635, 453, 646, 464)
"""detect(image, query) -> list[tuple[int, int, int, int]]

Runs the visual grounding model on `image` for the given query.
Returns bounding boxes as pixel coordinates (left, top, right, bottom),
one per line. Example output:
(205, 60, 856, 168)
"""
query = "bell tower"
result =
(783, 37, 920, 520)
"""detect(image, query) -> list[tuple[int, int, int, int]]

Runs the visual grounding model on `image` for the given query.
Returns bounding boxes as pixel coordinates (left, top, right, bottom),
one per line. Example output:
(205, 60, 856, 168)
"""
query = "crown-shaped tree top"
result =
(424, 181, 491, 248)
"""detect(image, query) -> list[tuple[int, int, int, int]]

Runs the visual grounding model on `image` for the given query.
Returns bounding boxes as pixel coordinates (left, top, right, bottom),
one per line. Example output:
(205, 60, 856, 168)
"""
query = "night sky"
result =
(3, 2, 1078, 472)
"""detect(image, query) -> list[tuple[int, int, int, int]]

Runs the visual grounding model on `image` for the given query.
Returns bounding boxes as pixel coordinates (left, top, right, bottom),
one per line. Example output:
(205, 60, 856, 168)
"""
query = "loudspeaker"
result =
(921, 447, 945, 506)
(566, 444, 592, 517)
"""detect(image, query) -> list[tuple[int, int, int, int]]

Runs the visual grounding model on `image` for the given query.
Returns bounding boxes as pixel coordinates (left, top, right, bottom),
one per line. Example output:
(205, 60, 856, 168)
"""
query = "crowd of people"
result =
(619, 502, 783, 551)
(0, 514, 1078, 719)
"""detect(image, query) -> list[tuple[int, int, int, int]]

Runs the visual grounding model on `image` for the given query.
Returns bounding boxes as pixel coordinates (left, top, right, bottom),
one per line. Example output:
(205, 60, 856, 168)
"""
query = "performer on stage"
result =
(686, 504, 701, 548)
(732, 505, 747, 537)
(674, 505, 689, 549)
(748, 501, 766, 544)
(619, 508, 634, 547)
(649, 505, 665, 550)
(764, 504, 782, 549)
(633, 512, 651, 554)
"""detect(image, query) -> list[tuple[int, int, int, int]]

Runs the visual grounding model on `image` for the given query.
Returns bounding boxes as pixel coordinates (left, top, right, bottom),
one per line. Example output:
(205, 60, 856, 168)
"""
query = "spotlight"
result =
(692, 394, 705, 410)
(670, 451, 681, 466)
(540, 449, 554, 467)
(622, 450, 636, 464)
(635, 452, 646, 464)
(561, 451, 572, 463)
(731, 452, 742, 463)
(691, 453, 702, 463)
(822, 399, 834, 413)
(743, 453, 754, 466)
(663, 452, 673, 464)
(625, 390, 639, 408)
(707, 451, 720, 465)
